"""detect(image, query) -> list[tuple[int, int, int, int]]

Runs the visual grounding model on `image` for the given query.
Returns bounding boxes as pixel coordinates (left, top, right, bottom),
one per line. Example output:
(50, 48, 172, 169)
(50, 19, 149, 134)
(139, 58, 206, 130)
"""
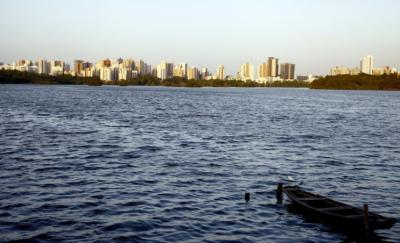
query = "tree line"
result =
(0, 70, 310, 88)
(310, 74, 400, 90)
(0, 69, 102, 86)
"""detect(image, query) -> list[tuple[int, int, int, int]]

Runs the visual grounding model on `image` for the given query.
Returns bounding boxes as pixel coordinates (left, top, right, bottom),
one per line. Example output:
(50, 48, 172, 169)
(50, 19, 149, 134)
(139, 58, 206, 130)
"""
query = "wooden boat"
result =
(282, 185, 397, 231)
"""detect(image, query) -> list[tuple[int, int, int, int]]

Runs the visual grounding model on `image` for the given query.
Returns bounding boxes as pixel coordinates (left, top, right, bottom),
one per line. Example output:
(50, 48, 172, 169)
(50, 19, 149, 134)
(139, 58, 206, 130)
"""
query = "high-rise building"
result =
(267, 57, 279, 77)
(173, 63, 188, 78)
(280, 63, 295, 80)
(133, 60, 151, 76)
(187, 67, 199, 80)
(37, 59, 50, 75)
(360, 55, 373, 75)
(258, 62, 268, 80)
(123, 59, 135, 69)
(83, 62, 92, 69)
(96, 59, 111, 68)
(118, 67, 133, 80)
(157, 61, 174, 80)
(201, 67, 209, 79)
(99, 67, 118, 81)
(50, 60, 64, 76)
(216, 65, 225, 80)
(16, 60, 30, 67)
(137, 59, 148, 75)
(146, 65, 152, 75)
(238, 62, 254, 81)
(74, 60, 84, 76)
(103, 59, 112, 67)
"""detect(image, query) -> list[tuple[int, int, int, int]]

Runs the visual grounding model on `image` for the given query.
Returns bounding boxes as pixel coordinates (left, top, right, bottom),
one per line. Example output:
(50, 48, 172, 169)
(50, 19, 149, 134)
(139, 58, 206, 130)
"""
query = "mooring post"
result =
(363, 204, 369, 232)
(276, 183, 283, 202)
(245, 192, 250, 202)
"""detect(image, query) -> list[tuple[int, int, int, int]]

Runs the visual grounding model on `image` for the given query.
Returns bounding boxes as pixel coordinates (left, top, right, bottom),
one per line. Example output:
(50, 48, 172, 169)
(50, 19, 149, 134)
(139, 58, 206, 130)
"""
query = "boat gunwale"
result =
(283, 186, 384, 221)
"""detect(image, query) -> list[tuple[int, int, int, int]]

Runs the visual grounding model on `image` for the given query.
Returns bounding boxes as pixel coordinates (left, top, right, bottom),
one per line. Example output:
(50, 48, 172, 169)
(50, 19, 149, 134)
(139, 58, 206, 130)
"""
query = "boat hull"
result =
(283, 186, 397, 231)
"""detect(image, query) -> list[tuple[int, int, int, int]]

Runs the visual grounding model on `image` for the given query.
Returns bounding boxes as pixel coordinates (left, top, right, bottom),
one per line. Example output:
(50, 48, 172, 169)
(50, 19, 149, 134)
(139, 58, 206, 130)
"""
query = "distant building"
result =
(136, 59, 151, 75)
(123, 59, 135, 70)
(50, 60, 64, 76)
(74, 60, 84, 76)
(216, 65, 225, 80)
(280, 63, 295, 80)
(200, 67, 209, 79)
(296, 75, 308, 81)
(187, 67, 199, 80)
(99, 67, 117, 81)
(372, 66, 396, 75)
(103, 59, 112, 67)
(297, 75, 321, 82)
(157, 61, 174, 80)
(360, 55, 373, 75)
(256, 57, 279, 82)
(330, 66, 360, 76)
(37, 59, 50, 75)
(118, 67, 133, 80)
(258, 62, 267, 81)
(96, 59, 111, 68)
(238, 62, 254, 81)
(267, 57, 279, 77)
(173, 63, 188, 78)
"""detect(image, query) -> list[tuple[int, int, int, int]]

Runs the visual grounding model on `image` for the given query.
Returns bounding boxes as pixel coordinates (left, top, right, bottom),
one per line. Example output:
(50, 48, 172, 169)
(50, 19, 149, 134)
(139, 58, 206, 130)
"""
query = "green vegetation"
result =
(0, 69, 102, 86)
(106, 75, 310, 88)
(310, 74, 400, 90)
(0, 69, 310, 88)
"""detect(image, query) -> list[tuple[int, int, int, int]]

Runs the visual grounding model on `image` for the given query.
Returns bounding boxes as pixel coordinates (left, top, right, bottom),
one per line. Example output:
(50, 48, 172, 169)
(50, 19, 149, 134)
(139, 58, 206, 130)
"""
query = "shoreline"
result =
(2, 70, 400, 91)
(2, 83, 400, 92)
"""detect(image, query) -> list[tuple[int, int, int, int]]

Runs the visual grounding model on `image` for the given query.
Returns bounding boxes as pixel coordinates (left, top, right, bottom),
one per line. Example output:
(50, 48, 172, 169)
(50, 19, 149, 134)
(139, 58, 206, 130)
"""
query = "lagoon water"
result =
(0, 85, 400, 242)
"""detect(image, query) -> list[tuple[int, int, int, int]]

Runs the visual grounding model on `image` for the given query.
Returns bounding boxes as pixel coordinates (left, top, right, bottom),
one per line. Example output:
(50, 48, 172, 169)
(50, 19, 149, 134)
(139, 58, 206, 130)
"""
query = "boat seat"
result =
(320, 206, 353, 211)
(298, 197, 325, 201)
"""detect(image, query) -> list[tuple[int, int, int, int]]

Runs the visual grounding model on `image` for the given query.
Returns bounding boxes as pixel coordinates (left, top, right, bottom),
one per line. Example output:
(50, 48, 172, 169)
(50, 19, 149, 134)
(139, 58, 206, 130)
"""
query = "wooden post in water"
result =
(245, 192, 250, 202)
(363, 204, 369, 232)
(276, 183, 283, 203)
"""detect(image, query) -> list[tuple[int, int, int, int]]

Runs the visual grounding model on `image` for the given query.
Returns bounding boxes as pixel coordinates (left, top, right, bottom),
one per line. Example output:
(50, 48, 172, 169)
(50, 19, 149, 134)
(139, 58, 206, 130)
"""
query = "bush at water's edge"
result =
(310, 74, 400, 90)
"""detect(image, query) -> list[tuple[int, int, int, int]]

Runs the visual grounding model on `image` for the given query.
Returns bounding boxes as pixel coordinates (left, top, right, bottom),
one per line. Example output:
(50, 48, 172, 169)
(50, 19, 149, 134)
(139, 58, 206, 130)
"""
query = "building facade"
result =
(216, 65, 225, 80)
(38, 59, 50, 75)
(360, 55, 373, 75)
(238, 62, 254, 81)
(187, 67, 199, 80)
(280, 63, 295, 80)
(157, 61, 174, 80)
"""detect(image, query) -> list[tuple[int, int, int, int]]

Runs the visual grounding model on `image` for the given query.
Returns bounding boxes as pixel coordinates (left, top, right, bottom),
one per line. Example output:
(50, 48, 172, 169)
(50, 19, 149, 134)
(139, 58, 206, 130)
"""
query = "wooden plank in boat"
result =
(319, 206, 353, 211)
(298, 197, 326, 201)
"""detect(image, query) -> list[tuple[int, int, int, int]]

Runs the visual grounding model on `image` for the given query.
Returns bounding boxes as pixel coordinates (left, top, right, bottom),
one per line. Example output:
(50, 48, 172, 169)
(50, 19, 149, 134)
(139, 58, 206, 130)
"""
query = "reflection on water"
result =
(0, 85, 399, 242)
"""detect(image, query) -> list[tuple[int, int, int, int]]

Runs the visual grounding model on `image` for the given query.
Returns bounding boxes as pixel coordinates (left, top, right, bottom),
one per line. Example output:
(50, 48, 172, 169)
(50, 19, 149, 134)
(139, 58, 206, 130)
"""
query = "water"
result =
(0, 85, 399, 242)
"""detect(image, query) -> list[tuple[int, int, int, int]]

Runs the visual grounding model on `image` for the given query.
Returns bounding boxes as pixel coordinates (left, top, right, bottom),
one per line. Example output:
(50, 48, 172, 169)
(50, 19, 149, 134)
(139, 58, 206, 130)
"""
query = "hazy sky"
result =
(1, 0, 399, 75)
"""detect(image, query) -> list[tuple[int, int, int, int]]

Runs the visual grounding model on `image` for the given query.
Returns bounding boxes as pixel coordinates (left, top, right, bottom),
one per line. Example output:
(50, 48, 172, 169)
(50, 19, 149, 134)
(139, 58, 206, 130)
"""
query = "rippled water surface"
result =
(1, 85, 400, 242)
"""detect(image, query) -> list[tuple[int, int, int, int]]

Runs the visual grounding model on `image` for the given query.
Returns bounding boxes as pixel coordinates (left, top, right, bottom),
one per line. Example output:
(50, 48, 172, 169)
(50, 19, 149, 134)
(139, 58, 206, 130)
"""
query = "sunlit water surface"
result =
(0, 85, 399, 242)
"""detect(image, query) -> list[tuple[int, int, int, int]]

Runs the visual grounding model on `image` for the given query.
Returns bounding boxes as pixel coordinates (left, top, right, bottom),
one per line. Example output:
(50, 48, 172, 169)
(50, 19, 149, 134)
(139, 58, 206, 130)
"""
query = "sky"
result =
(0, 0, 399, 75)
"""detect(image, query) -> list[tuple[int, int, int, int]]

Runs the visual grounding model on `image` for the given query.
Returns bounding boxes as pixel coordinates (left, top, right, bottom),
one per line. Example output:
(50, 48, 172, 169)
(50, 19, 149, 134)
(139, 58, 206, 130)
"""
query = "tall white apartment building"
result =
(238, 62, 254, 81)
(38, 59, 51, 75)
(216, 65, 225, 80)
(157, 61, 174, 80)
(360, 55, 373, 75)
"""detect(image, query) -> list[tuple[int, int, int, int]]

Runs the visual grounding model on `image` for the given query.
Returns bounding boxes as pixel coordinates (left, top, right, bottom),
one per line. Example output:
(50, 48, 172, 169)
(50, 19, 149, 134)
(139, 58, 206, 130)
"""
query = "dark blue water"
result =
(0, 85, 399, 242)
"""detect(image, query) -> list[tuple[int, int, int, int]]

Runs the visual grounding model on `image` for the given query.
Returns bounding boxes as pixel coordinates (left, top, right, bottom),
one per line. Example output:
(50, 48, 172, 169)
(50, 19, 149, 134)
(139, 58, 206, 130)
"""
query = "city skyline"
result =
(1, 56, 299, 82)
(2, 54, 398, 83)
(1, 0, 400, 75)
